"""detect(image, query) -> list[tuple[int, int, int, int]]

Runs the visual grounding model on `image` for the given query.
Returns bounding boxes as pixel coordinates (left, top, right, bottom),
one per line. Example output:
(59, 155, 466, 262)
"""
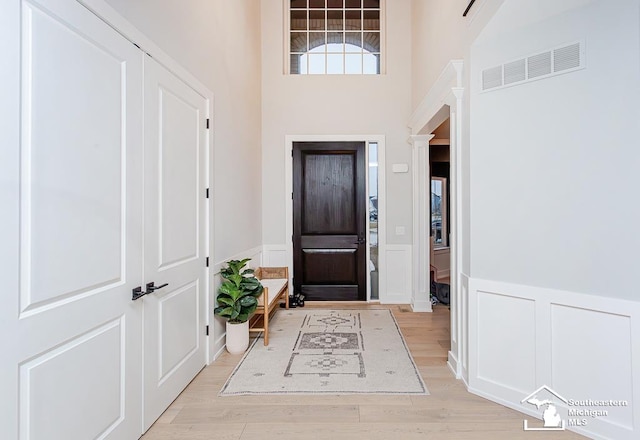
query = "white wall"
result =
(470, 0, 640, 301)
(261, 0, 413, 247)
(466, 1, 640, 438)
(104, 0, 263, 262)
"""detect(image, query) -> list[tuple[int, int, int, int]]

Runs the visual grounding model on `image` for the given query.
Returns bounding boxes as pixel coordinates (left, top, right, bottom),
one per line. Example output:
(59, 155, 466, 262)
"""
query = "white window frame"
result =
(284, 0, 386, 75)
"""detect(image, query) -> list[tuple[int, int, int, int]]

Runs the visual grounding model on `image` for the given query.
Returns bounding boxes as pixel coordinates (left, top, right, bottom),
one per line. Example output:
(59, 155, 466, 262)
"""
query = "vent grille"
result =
(482, 66, 503, 90)
(481, 41, 583, 92)
(554, 43, 581, 72)
(504, 59, 526, 85)
(528, 52, 552, 78)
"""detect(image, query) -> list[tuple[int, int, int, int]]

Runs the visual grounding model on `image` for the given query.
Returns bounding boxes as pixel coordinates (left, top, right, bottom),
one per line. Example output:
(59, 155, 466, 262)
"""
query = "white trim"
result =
(408, 60, 463, 133)
(284, 135, 386, 302)
(408, 60, 465, 375)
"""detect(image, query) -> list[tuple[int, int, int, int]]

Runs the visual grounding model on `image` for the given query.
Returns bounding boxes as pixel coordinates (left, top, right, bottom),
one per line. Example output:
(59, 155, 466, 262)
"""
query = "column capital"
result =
(408, 134, 434, 149)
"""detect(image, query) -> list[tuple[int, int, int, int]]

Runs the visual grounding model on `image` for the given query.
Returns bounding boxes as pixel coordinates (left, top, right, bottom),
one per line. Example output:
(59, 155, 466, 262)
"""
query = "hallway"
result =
(142, 304, 585, 439)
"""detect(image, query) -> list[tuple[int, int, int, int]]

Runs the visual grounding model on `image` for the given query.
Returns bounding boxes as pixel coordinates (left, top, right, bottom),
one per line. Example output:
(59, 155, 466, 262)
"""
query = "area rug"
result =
(219, 309, 429, 396)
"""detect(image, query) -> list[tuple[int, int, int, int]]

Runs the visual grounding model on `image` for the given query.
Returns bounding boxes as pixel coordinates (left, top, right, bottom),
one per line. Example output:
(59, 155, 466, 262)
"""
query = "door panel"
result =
(1, 0, 144, 438)
(302, 154, 356, 234)
(143, 57, 207, 430)
(293, 142, 366, 301)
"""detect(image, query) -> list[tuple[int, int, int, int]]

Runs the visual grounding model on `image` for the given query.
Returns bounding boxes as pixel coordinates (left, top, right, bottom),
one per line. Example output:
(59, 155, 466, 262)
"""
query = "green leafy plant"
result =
(214, 258, 263, 323)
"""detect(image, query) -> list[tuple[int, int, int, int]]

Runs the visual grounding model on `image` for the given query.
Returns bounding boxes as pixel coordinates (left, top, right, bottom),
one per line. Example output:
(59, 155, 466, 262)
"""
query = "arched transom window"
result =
(289, 0, 382, 74)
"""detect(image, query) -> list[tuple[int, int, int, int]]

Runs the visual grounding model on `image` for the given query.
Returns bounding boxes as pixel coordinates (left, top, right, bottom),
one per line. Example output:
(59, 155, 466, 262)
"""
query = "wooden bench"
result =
(248, 267, 289, 345)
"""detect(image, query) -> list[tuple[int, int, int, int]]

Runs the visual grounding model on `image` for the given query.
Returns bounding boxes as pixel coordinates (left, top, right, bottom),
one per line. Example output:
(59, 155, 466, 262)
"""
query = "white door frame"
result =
(284, 135, 386, 302)
(408, 60, 466, 378)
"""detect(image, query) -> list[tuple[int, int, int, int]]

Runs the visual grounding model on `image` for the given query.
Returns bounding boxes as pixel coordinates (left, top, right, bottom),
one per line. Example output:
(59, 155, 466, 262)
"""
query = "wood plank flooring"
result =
(141, 304, 586, 440)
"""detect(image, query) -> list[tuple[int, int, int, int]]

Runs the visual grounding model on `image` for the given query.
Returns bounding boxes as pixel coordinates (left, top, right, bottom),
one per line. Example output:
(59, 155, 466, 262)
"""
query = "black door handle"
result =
(132, 282, 169, 301)
(132, 286, 146, 301)
(146, 281, 169, 293)
(354, 237, 366, 244)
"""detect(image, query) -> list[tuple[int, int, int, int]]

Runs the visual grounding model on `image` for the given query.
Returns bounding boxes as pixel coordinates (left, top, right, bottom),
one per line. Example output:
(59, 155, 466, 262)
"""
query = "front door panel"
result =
(293, 142, 366, 301)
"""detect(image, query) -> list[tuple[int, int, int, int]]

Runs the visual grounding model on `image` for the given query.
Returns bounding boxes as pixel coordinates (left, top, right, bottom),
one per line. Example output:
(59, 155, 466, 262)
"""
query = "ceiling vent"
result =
(481, 41, 584, 92)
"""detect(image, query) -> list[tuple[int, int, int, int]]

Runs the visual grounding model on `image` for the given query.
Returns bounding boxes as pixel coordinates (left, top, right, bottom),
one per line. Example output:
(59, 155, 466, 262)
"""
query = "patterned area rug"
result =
(219, 309, 429, 396)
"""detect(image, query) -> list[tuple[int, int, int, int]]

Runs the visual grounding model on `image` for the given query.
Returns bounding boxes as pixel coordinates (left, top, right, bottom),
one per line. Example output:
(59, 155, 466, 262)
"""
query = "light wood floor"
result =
(141, 303, 586, 440)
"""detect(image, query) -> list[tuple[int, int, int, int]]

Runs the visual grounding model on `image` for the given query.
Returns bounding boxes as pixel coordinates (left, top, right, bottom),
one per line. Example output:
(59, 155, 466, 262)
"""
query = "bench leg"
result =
(285, 286, 289, 310)
(264, 310, 269, 346)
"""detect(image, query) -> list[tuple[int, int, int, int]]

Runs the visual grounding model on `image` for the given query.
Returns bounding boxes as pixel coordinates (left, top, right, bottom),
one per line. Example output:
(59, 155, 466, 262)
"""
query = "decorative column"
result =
(410, 134, 434, 312)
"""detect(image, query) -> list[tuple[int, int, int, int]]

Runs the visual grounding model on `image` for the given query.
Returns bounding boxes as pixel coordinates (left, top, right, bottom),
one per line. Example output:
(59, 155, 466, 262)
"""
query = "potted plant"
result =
(214, 258, 263, 354)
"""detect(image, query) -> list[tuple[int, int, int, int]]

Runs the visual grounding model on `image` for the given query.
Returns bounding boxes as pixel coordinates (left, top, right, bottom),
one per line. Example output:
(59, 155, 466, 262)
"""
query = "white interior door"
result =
(142, 57, 208, 430)
(0, 0, 144, 438)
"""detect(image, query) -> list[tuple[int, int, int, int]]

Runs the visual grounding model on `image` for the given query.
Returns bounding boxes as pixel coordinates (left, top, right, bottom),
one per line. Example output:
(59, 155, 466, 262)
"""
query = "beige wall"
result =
(104, 0, 263, 262)
(410, 0, 504, 108)
(261, 0, 414, 246)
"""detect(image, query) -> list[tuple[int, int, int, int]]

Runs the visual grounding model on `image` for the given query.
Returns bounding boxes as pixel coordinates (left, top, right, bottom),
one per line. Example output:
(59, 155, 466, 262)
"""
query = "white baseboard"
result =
(447, 351, 459, 379)
(468, 277, 640, 440)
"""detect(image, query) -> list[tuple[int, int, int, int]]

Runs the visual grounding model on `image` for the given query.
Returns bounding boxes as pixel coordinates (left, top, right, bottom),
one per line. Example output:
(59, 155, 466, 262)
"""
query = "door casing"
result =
(284, 135, 386, 303)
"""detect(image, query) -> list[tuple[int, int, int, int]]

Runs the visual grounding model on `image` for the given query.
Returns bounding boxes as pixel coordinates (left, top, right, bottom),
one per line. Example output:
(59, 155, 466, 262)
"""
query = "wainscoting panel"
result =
(382, 244, 412, 304)
(262, 245, 289, 268)
(550, 303, 634, 434)
(468, 277, 640, 440)
(476, 290, 536, 396)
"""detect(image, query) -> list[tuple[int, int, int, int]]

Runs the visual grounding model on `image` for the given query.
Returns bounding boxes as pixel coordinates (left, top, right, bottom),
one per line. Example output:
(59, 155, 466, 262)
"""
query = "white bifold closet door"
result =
(142, 57, 208, 431)
(0, 0, 144, 439)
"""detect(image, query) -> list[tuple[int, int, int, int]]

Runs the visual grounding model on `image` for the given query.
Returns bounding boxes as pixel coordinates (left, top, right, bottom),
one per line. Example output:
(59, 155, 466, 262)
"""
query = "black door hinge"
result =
(206, 325, 209, 336)
(206, 118, 210, 129)
(206, 188, 210, 198)
(206, 257, 209, 267)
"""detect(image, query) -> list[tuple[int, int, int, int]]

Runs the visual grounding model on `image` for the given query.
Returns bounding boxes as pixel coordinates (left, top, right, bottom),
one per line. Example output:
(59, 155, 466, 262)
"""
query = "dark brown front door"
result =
(293, 142, 367, 301)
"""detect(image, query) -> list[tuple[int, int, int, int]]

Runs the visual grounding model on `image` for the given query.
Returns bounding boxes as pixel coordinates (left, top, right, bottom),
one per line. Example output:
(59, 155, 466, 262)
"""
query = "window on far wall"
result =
(289, 0, 382, 75)
(431, 177, 447, 248)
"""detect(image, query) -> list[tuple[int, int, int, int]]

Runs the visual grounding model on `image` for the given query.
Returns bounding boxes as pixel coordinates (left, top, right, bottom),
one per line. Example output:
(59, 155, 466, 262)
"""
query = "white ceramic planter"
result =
(225, 320, 249, 354)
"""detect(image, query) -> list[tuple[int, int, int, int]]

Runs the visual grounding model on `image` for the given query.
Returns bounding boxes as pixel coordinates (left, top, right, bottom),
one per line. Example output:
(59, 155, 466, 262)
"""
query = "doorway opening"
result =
(429, 119, 451, 288)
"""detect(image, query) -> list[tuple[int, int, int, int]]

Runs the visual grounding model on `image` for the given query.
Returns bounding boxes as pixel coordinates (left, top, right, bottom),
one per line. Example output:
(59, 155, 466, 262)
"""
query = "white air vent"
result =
(482, 66, 503, 90)
(528, 52, 552, 78)
(504, 59, 526, 85)
(554, 43, 581, 72)
(481, 41, 584, 92)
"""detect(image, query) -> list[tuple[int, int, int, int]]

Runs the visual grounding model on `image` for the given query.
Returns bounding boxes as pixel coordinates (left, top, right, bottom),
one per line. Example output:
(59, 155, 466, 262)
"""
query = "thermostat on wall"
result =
(392, 163, 409, 173)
